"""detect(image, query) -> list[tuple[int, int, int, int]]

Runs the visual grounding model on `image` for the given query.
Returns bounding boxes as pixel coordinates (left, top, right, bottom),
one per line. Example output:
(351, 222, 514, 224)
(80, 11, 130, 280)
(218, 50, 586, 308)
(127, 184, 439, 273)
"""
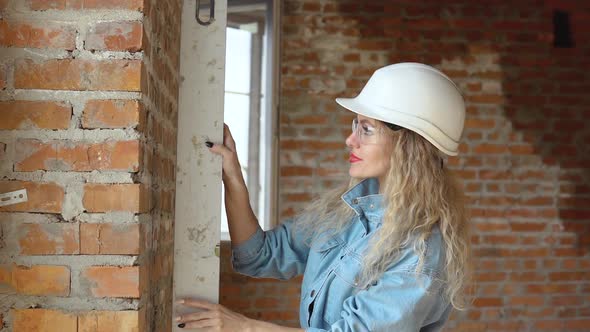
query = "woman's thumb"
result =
(207, 141, 230, 157)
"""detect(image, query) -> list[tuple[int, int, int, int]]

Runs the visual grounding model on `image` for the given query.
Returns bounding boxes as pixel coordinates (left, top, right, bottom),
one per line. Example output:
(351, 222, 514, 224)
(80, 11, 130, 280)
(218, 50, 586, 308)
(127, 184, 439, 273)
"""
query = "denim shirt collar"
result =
(341, 178, 384, 232)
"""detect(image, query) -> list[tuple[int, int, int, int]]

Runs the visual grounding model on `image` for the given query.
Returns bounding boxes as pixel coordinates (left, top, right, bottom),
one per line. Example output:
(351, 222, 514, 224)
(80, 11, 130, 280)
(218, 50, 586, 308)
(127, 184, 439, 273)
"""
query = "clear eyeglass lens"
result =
(352, 118, 379, 145)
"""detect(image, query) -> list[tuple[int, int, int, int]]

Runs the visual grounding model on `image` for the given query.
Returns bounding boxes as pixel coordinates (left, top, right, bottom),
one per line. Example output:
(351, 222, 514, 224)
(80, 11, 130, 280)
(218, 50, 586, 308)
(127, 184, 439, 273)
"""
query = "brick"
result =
(549, 271, 590, 282)
(0, 101, 71, 130)
(18, 223, 79, 255)
(467, 94, 504, 103)
(535, 320, 564, 330)
(509, 222, 547, 232)
(83, 184, 148, 212)
(464, 118, 495, 129)
(473, 144, 508, 154)
(509, 145, 535, 155)
(509, 296, 545, 306)
(86, 21, 142, 52)
(12, 309, 76, 332)
(281, 140, 343, 150)
(292, 115, 328, 125)
(254, 297, 280, 308)
(475, 272, 506, 282)
(482, 235, 518, 245)
(0, 181, 64, 213)
(82, 100, 139, 128)
(280, 166, 312, 176)
(566, 320, 590, 330)
(302, 2, 320, 11)
(82, 266, 139, 298)
(510, 248, 549, 257)
(15, 139, 139, 172)
(15, 59, 141, 91)
(79, 310, 139, 332)
(552, 296, 583, 306)
(0, 264, 69, 296)
(342, 53, 360, 62)
(30, 0, 143, 10)
(0, 20, 76, 49)
(80, 223, 139, 254)
(473, 297, 503, 307)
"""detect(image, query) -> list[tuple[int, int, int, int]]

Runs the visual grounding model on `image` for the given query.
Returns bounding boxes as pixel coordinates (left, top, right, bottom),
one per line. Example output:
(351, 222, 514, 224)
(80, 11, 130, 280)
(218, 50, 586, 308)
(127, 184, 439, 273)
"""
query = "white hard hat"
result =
(336, 62, 465, 156)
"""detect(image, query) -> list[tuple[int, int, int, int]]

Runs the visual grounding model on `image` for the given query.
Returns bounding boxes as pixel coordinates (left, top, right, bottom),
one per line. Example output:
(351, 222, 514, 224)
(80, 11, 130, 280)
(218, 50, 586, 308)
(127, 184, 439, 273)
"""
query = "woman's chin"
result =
(348, 168, 363, 179)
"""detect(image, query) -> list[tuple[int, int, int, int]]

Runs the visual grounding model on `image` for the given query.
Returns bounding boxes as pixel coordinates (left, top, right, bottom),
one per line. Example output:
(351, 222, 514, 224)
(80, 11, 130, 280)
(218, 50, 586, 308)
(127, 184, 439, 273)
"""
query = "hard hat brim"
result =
(335, 97, 459, 156)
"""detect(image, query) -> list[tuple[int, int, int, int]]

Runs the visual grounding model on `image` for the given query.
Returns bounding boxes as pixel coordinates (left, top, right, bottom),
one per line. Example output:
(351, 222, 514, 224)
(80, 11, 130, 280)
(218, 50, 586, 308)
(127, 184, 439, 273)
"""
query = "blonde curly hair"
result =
(293, 127, 472, 310)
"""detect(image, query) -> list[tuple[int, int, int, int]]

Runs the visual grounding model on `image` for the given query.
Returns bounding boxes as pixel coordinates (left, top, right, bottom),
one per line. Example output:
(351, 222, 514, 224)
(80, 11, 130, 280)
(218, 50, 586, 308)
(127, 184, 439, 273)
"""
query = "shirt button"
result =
(369, 204, 374, 209)
(352, 198, 359, 204)
(310, 290, 315, 297)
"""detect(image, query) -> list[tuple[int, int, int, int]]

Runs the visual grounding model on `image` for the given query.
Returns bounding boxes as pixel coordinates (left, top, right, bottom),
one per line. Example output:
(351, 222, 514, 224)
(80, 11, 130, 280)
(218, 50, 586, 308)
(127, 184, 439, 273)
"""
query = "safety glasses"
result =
(351, 118, 401, 145)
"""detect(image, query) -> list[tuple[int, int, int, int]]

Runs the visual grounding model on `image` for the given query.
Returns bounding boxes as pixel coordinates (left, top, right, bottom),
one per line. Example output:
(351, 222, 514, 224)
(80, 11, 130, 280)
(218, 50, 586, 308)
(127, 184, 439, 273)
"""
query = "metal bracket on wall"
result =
(0, 189, 28, 207)
(196, 0, 215, 26)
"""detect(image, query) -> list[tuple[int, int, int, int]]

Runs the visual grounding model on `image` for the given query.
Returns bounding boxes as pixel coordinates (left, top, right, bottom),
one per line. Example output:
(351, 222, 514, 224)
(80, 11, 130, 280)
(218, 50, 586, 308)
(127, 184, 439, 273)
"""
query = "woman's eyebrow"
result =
(359, 119, 376, 126)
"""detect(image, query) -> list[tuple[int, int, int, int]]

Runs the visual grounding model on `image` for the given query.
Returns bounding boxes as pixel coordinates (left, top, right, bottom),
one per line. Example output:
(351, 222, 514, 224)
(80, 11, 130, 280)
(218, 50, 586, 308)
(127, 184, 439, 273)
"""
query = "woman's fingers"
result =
(176, 299, 222, 329)
(178, 298, 218, 310)
(184, 317, 222, 329)
(176, 309, 215, 324)
(223, 123, 237, 151)
(204, 123, 243, 182)
(207, 124, 235, 157)
(207, 140, 232, 158)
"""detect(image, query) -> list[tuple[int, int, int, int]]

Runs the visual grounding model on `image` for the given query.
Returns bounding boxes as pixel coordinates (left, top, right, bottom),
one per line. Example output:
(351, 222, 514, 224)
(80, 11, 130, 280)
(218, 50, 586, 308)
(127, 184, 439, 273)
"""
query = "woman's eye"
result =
(362, 125, 375, 136)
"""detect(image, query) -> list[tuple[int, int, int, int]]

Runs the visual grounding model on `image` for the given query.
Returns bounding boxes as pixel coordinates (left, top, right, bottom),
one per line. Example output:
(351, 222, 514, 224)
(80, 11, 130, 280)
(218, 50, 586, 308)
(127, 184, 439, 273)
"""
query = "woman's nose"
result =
(346, 131, 359, 148)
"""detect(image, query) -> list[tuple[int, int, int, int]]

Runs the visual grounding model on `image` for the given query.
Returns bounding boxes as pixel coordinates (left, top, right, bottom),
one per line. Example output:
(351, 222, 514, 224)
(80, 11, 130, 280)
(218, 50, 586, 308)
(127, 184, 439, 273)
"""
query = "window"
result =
(221, 0, 279, 240)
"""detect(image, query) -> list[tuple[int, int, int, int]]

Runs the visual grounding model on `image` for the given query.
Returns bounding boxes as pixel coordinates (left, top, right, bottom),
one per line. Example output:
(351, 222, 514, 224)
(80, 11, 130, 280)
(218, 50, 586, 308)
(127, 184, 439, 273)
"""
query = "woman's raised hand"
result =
(207, 123, 243, 184)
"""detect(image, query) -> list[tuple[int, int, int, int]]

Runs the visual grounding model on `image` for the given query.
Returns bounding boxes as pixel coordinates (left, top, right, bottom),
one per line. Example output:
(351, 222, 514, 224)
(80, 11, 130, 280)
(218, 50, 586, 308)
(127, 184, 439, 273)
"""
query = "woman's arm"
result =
(176, 298, 305, 331)
(208, 124, 260, 246)
(209, 124, 310, 280)
(249, 319, 304, 332)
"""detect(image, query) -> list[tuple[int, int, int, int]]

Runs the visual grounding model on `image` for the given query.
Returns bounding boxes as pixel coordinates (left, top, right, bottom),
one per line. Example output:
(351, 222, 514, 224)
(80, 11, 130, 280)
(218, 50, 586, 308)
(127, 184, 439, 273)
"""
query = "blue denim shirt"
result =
(231, 178, 451, 331)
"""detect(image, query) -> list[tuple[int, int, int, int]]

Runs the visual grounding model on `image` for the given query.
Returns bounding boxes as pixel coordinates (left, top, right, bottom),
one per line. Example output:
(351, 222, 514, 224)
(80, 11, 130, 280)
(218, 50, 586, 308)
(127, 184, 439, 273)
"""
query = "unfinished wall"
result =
(139, 0, 181, 331)
(220, 0, 590, 331)
(0, 0, 180, 331)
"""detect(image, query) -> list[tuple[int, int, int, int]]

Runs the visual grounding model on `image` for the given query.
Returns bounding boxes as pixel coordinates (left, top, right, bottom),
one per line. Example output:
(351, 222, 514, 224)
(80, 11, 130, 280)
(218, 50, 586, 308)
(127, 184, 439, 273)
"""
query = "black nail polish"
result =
(205, 141, 213, 148)
(178, 323, 185, 328)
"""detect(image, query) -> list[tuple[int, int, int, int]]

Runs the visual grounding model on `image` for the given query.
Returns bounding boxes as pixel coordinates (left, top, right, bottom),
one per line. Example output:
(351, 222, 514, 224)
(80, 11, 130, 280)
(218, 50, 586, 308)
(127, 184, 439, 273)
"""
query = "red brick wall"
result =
(220, 1, 590, 331)
(0, 0, 180, 330)
(139, 0, 181, 331)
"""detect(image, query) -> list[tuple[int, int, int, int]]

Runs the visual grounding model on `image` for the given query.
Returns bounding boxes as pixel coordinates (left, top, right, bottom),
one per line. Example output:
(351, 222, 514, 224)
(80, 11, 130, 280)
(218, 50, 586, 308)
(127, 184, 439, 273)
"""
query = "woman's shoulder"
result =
(388, 224, 446, 280)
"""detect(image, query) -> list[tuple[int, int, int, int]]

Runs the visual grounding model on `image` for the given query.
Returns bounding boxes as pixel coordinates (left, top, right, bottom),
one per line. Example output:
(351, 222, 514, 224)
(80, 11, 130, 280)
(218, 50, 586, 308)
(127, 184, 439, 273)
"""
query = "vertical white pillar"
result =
(173, 0, 226, 330)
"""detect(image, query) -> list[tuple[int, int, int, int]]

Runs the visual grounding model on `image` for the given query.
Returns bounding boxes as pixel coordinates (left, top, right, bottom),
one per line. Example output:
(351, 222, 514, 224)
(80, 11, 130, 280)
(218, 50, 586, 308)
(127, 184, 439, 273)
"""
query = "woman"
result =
(176, 62, 471, 331)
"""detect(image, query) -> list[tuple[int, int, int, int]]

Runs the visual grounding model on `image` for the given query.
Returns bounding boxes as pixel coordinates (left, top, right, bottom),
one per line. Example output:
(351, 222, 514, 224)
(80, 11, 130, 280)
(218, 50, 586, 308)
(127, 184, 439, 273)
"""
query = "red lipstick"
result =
(349, 153, 362, 163)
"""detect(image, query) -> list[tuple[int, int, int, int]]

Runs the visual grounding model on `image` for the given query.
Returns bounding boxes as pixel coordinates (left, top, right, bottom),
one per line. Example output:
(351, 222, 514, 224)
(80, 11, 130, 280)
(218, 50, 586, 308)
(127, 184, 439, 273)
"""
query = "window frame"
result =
(222, 0, 280, 240)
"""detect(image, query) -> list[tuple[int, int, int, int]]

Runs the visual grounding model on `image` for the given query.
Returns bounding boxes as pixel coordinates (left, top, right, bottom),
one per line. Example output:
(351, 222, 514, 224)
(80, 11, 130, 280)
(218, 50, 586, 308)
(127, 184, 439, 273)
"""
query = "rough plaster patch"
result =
(75, 212, 138, 224)
(0, 294, 138, 312)
(62, 183, 84, 221)
(4, 3, 143, 23)
(45, 159, 73, 171)
(9, 90, 140, 101)
(0, 213, 60, 224)
(0, 48, 70, 61)
(7, 171, 133, 186)
(0, 128, 139, 143)
(186, 225, 209, 243)
(2, 255, 137, 267)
